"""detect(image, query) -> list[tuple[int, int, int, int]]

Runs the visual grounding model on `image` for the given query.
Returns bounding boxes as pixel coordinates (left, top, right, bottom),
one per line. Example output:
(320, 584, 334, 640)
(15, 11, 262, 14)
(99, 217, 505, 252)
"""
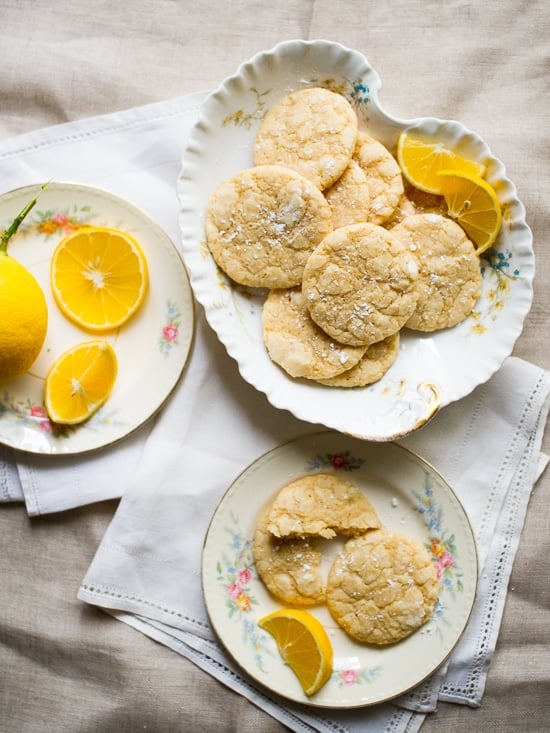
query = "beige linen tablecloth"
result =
(1, 1, 549, 731)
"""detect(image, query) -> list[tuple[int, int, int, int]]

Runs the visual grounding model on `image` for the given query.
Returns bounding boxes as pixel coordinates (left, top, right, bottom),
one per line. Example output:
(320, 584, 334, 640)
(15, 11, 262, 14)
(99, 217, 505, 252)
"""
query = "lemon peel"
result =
(397, 130, 486, 195)
(258, 608, 333, 696)
(437, 169, 502, 253)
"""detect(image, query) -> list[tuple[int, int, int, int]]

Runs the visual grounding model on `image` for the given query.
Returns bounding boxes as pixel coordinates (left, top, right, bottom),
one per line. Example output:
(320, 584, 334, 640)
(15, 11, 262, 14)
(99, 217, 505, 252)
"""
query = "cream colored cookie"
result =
(383, 186, 447, 228)
(302, 222, 419, 346)
(205, 164, 333, 288)
(324, 159, 371, 228)
(253, 87, 358, 190)
(253, 506, 325, 606)
(324, 132, 404, 228)
(267, 473, 381, 540)
(382, 193, 417, 228)
(391, 213, 482, 331)
(353, 131, 404, 225)
(326, 528, 440, 645)
(317, 331, 400, 388)
(262, 288, 368, 380)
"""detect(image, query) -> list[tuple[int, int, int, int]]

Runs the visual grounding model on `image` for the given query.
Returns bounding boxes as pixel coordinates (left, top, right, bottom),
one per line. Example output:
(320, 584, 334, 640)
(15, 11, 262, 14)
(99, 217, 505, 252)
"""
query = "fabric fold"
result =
(0, 88, 548, 732)
(0, 445, 24, 502)
(0, 91, 206, 515)
(78, 348, 550, 732)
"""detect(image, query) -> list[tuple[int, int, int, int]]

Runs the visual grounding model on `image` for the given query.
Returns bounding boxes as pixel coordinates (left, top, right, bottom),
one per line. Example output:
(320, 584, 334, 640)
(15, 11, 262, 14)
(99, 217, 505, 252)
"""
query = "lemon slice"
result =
(397, 130, 486, 194)
(44, 340, 118, 424)
(50, 226, 148, 331)
(258, 608, 333, 696)
(437, 169, 503, 253)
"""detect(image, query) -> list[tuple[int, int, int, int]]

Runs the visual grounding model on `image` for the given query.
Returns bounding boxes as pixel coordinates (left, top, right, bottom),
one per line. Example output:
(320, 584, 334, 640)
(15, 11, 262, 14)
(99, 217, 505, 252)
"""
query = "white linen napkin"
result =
(77, 323, 550, 732)
(0, 91, 549, 731)
(0, 91, 205, 515)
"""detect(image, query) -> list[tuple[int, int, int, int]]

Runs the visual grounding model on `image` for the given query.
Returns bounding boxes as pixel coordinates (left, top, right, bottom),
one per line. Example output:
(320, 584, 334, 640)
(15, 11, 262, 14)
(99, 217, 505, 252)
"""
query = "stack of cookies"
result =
(253, 473, 440, 645)
(206, 87, 482, 388)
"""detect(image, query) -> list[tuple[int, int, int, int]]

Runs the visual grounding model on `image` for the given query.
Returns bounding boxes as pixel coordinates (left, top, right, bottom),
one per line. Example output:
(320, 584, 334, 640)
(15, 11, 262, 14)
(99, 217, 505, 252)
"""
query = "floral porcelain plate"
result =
(0, 182, 194, 455)
(202, 431, 477, 708)
(178, 39, 534, 441)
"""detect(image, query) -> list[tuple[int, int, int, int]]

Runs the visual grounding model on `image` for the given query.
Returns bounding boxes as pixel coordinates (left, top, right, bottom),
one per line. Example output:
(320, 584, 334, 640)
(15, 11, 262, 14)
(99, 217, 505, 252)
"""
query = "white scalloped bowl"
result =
(177, 39, 534, 441)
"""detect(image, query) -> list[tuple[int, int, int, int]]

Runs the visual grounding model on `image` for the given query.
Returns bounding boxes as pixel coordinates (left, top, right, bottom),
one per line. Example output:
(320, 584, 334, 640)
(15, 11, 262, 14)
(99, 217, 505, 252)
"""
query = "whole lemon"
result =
(0, 252, 48, 382)
(0, 184, 50, 383)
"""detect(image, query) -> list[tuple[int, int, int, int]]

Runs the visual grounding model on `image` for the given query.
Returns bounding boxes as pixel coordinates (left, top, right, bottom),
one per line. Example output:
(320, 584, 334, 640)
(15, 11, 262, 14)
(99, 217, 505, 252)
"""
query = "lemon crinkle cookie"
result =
(262, 287, 368, 380)
(253, 505, 326, 606)
(323, 159, 372, 228)
(253, 87, 358, 190)
(325, 131, 404, 227)
(266, 473, 381, 540)
(326, 528, 440, 645)
(391, 213, 482, 331)
(317, 331, 400, 388)
(205, 164, 333, 288)
(302, 222, 419, 347)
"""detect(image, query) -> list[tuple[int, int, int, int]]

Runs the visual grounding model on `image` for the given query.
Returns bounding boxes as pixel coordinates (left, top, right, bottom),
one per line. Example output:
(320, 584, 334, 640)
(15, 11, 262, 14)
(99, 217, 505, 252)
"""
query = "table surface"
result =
(1, 1, 549, 731)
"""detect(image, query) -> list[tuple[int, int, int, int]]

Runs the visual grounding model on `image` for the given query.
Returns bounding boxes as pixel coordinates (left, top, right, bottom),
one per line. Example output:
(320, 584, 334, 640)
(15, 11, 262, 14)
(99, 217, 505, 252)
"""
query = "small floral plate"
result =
(0, 181, 194, 455)
(178, 39, 534, 441)
(201, 431, 477, 708)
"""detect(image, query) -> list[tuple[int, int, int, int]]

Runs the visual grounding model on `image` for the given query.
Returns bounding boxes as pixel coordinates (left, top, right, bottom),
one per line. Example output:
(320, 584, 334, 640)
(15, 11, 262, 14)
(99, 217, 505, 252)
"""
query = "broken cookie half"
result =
(266, 473, 381, 539)
(253, 473, 381, 607)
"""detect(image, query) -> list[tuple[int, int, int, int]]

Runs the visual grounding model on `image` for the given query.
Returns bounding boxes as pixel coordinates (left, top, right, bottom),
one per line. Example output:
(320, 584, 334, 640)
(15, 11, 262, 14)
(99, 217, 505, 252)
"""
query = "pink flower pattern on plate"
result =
(307, 449, 364, 472)
(160, 300, 182, 354)
(215, 513, 273, 672)
(333, 665, 381, 688)
(15, 204, 95, 239)
(414, 477, 464, 595)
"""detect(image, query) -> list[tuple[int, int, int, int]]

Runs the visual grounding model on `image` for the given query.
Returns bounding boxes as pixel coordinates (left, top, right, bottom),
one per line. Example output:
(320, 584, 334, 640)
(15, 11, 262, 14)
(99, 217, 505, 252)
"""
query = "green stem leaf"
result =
(0, 181, 50, 253)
